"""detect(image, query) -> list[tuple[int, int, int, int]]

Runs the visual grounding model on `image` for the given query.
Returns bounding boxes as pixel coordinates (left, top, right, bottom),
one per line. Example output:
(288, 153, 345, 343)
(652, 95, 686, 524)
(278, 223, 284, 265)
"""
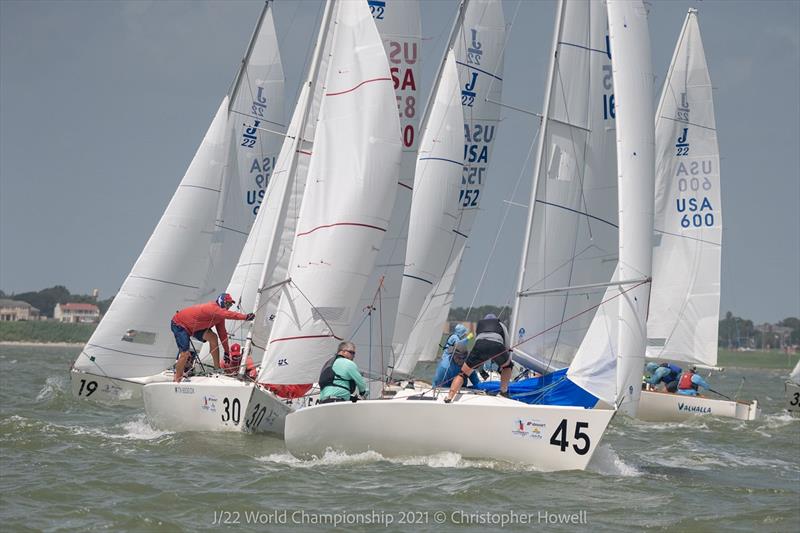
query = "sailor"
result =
(318, 341, 368, 404)
(433, 324, 479, 387)
(644, 362, 682, 393)
(445, 313, 512, 403)
(170, 293, 254, 382)
(677, 367, 711, 396)
(221, 342, 257, 379)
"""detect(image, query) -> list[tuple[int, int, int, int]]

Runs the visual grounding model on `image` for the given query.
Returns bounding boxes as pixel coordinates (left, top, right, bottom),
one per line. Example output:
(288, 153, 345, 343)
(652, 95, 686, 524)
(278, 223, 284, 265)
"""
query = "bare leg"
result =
(499, 365, 512, 393)
(204, 330, 220, 368)
(174, 351, 190, 382)
(446, 362, 472, 401)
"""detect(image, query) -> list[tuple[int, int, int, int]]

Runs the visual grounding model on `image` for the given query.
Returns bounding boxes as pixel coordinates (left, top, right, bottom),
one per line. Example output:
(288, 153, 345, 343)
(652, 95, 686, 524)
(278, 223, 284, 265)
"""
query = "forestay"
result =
(392, 0, 505, 376)
(259, 1, 402, 385)
(511, 0, 618, 375)
(646, 9, 721, 368)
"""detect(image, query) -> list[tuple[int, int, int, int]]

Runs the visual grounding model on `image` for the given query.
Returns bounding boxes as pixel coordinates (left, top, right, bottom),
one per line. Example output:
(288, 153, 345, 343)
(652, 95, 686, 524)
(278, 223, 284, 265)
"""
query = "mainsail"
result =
(74, 2, 284, 381)
(510, 0, 618, 375)
(258, 0, 402, 385)
(392, 0, 505, 376)
(646, 9, 721, 368)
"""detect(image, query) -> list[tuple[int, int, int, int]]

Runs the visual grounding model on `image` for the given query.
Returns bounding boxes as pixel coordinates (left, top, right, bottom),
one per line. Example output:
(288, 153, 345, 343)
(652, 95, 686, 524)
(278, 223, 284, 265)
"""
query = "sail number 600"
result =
(549, 419, 591, 455)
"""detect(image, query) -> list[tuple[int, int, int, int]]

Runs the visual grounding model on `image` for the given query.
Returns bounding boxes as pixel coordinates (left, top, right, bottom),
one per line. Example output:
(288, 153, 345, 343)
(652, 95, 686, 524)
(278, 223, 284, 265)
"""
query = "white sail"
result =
(511, 0, 618, 375)
(259, 0, 402, 385)
(203, 3, 285, 303)
(75, 99, 230, 379)
(351, 0, 422, 378)
(607, 0, 655, 415)
(646, 9, 721, 368)
(789, 359, 800, 385)
(392, 0, 505, 376)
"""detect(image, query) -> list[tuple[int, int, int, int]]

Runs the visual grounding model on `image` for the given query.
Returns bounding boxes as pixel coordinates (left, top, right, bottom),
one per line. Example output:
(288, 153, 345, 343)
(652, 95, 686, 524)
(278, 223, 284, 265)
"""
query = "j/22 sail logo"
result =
(241, 119, 260, 148)
(251, 86, 268, 118)
(462, 72, 478, 107)
(676, 91, 690, 122)
(467, 28, 483, 66)
(675, 127, 689, 156)
(368, 0, 385, 20)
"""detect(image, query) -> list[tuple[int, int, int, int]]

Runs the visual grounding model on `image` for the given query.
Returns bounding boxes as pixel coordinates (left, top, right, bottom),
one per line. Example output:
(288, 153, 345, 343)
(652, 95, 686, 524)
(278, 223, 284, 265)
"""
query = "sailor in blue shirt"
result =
(645, 362, 682, 393)
(433, 324, 478, 387)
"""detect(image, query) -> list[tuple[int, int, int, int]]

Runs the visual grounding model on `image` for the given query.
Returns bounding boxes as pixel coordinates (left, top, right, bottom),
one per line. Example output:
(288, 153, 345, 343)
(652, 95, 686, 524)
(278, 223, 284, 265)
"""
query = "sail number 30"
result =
(549, 419, 591, 455)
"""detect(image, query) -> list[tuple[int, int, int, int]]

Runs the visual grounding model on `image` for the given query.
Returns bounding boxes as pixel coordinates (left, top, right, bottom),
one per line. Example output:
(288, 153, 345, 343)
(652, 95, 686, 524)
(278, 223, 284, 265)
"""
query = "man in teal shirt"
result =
(318, 341, 368, 403)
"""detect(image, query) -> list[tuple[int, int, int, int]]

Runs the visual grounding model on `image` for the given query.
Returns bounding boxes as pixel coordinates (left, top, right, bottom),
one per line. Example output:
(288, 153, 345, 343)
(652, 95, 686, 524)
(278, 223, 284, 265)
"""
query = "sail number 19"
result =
(549, 419, 591, 455)
(78, 379, 98, 397)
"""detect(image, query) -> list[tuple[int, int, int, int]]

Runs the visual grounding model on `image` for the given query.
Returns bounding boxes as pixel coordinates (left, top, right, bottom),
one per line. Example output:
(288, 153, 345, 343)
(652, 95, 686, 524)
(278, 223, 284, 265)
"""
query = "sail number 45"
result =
(549, 419, 591, 455)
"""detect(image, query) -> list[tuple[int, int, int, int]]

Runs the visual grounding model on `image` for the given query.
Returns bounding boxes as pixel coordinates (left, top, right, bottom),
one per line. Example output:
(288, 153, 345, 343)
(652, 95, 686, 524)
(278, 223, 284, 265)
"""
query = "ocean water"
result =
(1, 345, 798, 532)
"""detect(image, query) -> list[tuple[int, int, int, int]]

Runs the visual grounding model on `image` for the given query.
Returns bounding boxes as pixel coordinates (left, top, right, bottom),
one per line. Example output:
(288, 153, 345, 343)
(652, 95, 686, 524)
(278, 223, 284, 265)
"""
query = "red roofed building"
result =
(54, 303, 101, 323)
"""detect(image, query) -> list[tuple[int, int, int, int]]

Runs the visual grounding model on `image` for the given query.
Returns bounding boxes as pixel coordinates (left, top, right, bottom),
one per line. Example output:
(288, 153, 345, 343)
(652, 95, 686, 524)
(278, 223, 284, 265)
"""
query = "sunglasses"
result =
(344, 349, 356, 355)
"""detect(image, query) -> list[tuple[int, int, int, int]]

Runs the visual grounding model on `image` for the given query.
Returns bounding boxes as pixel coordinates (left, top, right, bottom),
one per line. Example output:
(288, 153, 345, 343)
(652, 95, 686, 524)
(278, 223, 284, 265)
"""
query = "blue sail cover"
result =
(475, 368, 599, 408)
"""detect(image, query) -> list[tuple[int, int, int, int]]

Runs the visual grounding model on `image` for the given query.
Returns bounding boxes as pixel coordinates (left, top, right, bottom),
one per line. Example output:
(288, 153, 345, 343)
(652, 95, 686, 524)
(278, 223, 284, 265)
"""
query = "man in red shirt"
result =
(170, 293, 255, 382)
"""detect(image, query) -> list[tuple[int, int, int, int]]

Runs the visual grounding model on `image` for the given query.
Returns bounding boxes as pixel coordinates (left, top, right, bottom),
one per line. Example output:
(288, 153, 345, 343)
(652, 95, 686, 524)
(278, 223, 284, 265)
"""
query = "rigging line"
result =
(289, 279, 340, 340)
(655, 228, 720, 247)
(658, 114, 716, 133)
(535, 200, 618, 229)
(420, 278, 651, 397)
(484, 0, 522, 99)
(464, 119, 541, 320)
(378, 277, 386, 386)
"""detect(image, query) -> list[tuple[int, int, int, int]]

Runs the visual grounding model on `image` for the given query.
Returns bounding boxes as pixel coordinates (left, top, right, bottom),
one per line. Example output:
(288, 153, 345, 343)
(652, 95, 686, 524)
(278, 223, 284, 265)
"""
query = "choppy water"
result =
(1, 345, 798, 532)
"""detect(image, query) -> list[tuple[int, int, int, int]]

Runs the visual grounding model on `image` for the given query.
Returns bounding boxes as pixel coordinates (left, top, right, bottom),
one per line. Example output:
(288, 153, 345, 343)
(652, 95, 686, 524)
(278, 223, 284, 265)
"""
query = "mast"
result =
(228, 0, 273, 109)
(509, 0, 565, 371)
(239, 0, 337, 373)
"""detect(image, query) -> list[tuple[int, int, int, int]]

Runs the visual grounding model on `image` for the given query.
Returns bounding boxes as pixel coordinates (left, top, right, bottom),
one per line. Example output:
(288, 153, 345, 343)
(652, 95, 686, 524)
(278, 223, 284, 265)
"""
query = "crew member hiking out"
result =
(170, 293, 254, 382)
(677, 367, 712, 397)
(318, 341, 367, 404)
(644, 362, 682, 393)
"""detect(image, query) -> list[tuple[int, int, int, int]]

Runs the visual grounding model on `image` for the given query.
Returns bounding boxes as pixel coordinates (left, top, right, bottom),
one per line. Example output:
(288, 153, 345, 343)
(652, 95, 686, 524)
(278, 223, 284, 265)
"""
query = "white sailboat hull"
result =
(637, 389, 759, 422)
(142, 375, 293, 435)
(785, 381, 800, 412)
(70, 368, 171, 404)
(285, 392, 614, 472)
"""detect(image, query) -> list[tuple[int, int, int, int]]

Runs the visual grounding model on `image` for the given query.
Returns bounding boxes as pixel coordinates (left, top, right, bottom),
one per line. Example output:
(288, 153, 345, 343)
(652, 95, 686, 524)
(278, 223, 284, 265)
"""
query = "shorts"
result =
(665, 380, 678, 393)
(465, 339, 511, 370)
(171, 321, 207, 353)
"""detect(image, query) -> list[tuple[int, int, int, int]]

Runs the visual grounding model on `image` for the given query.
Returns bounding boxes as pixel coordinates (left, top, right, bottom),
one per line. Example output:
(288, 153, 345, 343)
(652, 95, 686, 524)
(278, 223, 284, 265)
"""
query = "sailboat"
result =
(143, 0, 402, 434)
(390, 0, 506, 379)
(786, 359, 800, 413)
(636, 9, 759, 422)
(70, 1, 284, 403)
(283, 0, 655, 471)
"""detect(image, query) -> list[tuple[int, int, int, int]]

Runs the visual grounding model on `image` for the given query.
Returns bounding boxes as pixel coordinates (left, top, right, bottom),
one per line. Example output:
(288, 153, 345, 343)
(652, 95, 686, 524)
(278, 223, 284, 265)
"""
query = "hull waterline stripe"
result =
(297, 222, 386, 237)
(325, 77, 392, 97)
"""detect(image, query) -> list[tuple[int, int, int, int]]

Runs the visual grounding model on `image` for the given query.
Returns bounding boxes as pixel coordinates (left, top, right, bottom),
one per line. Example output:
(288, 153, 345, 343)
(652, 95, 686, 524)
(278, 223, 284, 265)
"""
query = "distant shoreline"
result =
(0, 341, 83, 347)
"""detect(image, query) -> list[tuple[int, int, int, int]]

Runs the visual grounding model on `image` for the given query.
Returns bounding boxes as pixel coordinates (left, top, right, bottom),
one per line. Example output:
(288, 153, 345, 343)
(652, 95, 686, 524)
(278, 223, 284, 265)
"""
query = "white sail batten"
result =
(351, 0, 422, 378)
(607, 0, 655, 415)
(646, 10, 721, 368)
(510, 0, 618, 375)
(76, 99, 231, 379)
(259, 1, 402, 385)
(392, 0, 505, 375)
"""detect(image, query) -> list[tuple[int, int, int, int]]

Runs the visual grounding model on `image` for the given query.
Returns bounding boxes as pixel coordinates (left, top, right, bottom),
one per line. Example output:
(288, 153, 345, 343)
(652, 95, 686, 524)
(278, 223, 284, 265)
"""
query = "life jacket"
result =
(318, 355, 355, 394)
(476, 318, 505, 341)
(678, 372, 697, 391)
(265, 383, 313, 399)
(661, 363, 682, 382)
(222, 353, 257, 379)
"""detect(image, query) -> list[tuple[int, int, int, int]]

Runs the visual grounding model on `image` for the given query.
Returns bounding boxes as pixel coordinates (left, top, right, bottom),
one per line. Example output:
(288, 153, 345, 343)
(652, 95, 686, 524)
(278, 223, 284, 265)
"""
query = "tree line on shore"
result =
(1, 286, 797, 349)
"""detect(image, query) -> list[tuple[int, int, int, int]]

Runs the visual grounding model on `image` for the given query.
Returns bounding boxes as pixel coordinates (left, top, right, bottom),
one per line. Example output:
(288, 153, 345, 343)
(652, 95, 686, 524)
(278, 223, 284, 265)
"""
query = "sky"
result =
(0, 0, 798, 324)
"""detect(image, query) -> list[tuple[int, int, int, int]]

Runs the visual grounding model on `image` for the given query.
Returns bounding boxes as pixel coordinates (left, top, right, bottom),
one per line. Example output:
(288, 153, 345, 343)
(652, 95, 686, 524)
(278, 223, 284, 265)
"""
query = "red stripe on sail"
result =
(325, 77, 392, 97)
(269, 334, 343, 344)
(296, 222, 386, 237)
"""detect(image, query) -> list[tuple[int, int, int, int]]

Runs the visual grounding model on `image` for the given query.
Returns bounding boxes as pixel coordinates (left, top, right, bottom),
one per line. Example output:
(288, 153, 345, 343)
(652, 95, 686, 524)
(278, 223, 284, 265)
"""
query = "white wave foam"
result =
(587, 444, 641, 477)
(258, 449, 512, 470)
(35, 376, 67, 402)
(116, 415, 172, 441)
